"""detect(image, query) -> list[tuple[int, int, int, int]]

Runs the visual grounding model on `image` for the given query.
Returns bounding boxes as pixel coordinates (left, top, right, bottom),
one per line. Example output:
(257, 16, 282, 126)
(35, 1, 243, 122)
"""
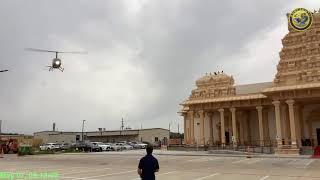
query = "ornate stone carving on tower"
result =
(189, 72, 236, 100)
(274, 12, 320, 86)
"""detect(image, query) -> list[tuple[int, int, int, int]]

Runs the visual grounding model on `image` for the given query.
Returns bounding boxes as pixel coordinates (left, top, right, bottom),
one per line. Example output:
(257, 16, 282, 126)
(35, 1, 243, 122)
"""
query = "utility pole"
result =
(82, 120, 86, 141)
(120, 118, 124, 135)
(121, 118, 124, 131)
(178, 123, 180, 134)
(0, 120, 2, 134)
(169, 123, 171, 132)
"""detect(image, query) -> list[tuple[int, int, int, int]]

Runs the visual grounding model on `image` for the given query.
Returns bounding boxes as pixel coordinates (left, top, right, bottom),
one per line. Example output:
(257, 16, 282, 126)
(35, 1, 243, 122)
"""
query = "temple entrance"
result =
(225, 132, 230, 144)
(317, 128, 320, 146)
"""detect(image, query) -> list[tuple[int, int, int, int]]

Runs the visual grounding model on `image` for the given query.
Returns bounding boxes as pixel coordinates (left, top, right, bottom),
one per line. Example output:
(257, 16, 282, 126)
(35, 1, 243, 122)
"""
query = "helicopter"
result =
(25, 48, 87, 72)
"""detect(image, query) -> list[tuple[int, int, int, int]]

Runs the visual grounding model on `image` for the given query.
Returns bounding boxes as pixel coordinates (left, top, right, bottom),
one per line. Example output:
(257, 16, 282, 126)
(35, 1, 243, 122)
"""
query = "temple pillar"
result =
(218, 108, 225, 147)
(239, 111, 244, 145)
(294, 104, 302, 148)
(189, 111, 195, 144)
(183, 113, 188, 144)
(208, 112, 214, 145)
(256, 106, 264, 146)
(199, 110, 205, 145)
(281, 105, 290, 145)
(286, 99, 297, 148)
(243, 111, 249, 144)
(299, 105, 305, 140)
(307, 121, 313, 145)
(227, 113, 232, 145)
(263, 108, 270, 145)
(272, 100, 282, 147)
(230, 108, 238, 146)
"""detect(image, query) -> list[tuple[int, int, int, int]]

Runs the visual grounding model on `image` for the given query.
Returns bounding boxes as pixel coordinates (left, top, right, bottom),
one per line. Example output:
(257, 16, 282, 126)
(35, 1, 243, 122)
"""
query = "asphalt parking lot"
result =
(0, 150, 319, 180)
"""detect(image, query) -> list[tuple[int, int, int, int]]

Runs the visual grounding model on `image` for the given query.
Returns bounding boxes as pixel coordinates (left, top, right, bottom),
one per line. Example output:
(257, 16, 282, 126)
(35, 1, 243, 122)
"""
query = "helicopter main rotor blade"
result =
(25, 48, 57, 53)
(0, 70, 9, 72)
(58, 51, 88, 54)
(25, 48, 87, 54)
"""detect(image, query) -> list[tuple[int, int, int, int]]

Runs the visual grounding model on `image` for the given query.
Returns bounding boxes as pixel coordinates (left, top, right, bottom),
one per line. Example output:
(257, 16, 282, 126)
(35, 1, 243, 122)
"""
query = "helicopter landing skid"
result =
(47, 66, 64, 72)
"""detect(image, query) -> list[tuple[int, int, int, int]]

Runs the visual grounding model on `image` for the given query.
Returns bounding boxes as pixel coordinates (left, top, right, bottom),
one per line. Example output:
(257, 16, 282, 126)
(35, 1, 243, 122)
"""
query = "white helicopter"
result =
(25, 48, 87, 72)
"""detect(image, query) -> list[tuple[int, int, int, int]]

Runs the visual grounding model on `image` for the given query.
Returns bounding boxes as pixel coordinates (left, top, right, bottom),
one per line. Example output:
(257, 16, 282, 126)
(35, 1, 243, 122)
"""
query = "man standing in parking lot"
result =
(138, 145, 159, 180)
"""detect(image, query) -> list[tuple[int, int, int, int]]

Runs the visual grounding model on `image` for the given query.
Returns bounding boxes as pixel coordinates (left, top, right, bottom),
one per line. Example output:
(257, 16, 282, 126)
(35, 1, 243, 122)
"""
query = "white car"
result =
(136, 142, 148, 149)
(129, 142, 147, 149)
(116, 143, 133, 150)
(39, 143, 60, 151)
(110, 143, 122, 151)
(92, 142, 112, 151)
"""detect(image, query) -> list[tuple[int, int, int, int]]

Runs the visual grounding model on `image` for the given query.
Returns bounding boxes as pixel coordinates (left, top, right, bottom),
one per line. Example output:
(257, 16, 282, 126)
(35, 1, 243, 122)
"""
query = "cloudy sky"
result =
(0, 0, 319, 135)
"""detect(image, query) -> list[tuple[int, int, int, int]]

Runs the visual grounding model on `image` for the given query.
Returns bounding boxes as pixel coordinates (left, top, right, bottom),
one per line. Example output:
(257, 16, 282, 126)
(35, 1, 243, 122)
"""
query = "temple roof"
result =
(263, 82, 320, 92)
(182, 81, 273, 105)
(195, 72, 234, 87)
(236, 82, 273, 94)
(182, 93, 267, 105)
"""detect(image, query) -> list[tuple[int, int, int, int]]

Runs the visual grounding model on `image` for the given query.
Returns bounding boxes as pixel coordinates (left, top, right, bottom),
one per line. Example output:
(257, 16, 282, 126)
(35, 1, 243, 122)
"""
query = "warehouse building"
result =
(34, 128, 169, 145)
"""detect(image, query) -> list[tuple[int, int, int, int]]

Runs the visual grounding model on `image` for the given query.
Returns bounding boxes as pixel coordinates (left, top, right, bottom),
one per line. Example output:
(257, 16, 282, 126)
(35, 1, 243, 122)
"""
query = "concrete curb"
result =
(61, 151, 312, 159)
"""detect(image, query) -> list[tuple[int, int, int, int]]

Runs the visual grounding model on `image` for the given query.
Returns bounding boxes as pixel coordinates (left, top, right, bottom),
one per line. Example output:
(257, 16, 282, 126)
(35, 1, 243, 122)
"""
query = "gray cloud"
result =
(0, 0, 316, 134)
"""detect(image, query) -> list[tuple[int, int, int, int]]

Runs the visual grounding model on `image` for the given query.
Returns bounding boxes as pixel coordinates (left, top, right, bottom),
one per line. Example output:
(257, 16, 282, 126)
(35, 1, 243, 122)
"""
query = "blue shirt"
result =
(138, 154, 159, 180)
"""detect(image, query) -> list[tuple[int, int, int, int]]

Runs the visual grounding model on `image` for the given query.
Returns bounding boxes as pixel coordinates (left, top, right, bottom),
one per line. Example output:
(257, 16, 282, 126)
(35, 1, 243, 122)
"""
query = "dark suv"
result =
(72, 141, 102, 152)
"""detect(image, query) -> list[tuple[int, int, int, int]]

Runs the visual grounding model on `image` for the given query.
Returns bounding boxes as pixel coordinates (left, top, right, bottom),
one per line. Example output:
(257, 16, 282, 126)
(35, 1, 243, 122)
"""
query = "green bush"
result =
(18, 146, 33, 156)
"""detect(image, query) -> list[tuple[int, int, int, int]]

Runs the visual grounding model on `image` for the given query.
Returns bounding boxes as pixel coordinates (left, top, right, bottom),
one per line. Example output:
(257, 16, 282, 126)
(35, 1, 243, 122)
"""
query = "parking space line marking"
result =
(304, 159, 315, 167)
(187, 157, 208, 162)
(288, 159, 297, 165)
(60, 167, 112, 175)
(259, 175, 269, 180)
(247, 159, 262, 164)
(62, 170, 136, 179)
(193, 173, 220, 180)
(231, 159, 249, 164)
(130, 171, 178, 180)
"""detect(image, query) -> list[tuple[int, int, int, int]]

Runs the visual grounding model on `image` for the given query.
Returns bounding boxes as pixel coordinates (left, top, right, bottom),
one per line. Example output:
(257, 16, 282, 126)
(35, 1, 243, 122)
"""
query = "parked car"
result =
(109, 143, 122, 151)
(39, 143, 60, 151)
(92, 142, 112, 151)
(72, 141, 102, 152)
(127, 142, 140, 149)
(136, 142, 148, 149)
(60, 143, 72, 150)
(142, 141, 159, 148)
(128, 141, 147, 149)
(116, 143, 133, 150)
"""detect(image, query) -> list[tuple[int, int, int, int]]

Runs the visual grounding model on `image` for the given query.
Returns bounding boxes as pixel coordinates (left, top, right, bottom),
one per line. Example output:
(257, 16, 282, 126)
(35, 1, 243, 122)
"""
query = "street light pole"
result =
(82, 120, 86, 141)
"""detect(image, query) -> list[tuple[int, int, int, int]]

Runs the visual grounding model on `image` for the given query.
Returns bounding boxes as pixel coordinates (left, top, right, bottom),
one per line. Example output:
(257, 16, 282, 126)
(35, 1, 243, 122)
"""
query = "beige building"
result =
(34, 128, 169, 144)
(180, 12, 320, 154)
